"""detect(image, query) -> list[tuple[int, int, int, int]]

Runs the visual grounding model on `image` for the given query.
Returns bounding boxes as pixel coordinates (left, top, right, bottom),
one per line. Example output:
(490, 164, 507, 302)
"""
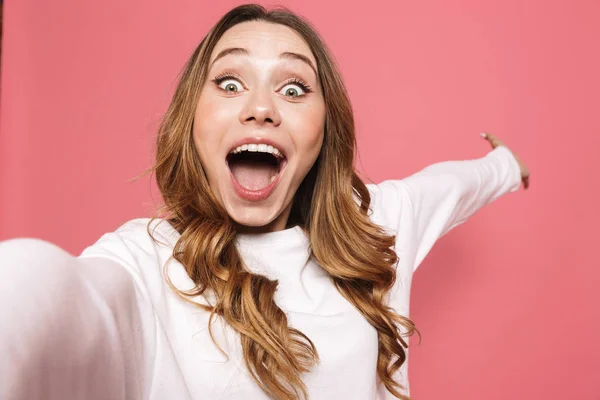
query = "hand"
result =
(481, 132, 530, 190)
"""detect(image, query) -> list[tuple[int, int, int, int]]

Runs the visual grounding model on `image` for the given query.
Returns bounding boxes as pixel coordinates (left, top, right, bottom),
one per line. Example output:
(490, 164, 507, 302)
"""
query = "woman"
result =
(0, 4, 529, 400)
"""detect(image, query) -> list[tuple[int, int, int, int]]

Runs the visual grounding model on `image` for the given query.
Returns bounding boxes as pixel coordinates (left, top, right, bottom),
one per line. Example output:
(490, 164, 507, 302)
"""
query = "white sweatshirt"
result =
(0, 146, 522, 400)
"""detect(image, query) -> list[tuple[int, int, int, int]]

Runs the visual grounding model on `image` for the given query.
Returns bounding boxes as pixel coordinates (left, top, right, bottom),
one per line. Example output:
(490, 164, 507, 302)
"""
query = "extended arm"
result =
(402, 144, 523, 268)
(0, 239, 155, 400)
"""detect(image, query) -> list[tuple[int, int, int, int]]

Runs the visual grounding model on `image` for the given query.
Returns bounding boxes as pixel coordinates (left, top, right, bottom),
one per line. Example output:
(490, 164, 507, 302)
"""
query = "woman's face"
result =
(193, 21, 326, 233)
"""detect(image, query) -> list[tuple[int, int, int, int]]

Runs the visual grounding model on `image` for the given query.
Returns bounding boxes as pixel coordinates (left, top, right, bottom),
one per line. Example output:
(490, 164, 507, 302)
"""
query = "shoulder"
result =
(78, 218, 180, 276)
(366, 181, 415, 232)
(367, 180, 411, 204)
(113, 218, 180, 246)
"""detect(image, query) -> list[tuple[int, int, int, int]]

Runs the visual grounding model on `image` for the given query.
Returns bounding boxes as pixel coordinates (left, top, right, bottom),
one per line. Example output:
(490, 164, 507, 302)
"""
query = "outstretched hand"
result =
(481, 132, 530, 190)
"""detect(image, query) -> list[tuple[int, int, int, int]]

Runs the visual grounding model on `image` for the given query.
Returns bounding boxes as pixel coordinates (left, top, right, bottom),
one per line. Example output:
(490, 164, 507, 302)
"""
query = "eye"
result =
(280, 84, 304, 97)
(218, 78, 243, 93)
(278, 79, 312, 98)
(213, 73, 245, 94)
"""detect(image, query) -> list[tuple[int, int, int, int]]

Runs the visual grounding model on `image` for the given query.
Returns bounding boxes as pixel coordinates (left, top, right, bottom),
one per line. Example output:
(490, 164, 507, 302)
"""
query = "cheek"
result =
(194, 96, 221, 141)
(293, 105, 326, 162)
(192, 96, 234, 165)
(191, 104, 223, 192)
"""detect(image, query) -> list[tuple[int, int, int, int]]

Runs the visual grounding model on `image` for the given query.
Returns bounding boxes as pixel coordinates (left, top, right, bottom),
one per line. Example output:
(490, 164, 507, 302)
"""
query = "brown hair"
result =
(146, 4, 418, 399)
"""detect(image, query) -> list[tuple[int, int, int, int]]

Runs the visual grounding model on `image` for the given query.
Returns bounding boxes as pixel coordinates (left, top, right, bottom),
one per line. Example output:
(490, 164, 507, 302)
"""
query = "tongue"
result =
(229, 160, 277, 190)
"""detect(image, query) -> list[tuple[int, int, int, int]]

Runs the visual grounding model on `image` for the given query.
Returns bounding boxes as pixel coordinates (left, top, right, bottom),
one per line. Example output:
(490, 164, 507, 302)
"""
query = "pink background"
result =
(1, 0, 598, 399)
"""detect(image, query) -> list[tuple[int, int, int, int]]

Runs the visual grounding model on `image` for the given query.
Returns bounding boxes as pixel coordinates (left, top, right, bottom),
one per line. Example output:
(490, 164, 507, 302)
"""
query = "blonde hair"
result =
(145, 4, 419, 399)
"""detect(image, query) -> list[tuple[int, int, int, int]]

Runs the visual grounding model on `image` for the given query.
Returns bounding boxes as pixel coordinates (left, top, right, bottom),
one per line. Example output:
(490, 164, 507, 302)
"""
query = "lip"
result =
(227, 136, 288, 159)
(227, 158, 288, 202)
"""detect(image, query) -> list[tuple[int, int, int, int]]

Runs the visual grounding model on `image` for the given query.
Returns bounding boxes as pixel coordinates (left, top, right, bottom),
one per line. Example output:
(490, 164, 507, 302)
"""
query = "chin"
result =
(224, 199, 287, 230)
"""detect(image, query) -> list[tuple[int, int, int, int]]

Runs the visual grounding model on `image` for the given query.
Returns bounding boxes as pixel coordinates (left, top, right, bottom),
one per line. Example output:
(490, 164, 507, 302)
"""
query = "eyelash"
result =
(212, 73, 313, 96)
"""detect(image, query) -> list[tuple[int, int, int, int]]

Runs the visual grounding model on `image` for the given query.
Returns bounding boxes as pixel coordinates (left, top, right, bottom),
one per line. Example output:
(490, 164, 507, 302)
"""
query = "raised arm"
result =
(368, 134, 528, 272)
(402, 143, 523, 268)
(0, 239, 155, 400)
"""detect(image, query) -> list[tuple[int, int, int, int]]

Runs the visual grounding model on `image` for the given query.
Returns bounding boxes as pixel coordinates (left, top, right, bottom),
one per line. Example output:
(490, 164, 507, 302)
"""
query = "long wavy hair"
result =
(145, 4, 419, 399)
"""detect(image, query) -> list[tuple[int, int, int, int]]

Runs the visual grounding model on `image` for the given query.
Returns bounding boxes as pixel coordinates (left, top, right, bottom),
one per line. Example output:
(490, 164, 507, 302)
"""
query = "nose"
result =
(239, 88, 282, 127)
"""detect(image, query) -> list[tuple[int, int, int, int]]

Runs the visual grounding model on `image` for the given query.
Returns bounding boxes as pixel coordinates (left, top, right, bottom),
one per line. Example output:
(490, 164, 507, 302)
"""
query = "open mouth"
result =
(226, 143, 287, 200)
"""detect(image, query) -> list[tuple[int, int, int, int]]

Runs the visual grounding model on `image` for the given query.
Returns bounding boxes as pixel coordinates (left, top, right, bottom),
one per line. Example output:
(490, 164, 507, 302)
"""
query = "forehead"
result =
(210, 20, 316, 66)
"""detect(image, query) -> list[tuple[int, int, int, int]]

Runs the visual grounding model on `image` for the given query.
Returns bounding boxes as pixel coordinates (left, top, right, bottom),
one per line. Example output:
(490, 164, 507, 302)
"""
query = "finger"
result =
(489, 134, 503, 148)
(481, 132, 501, 148)
(493, 138, 505, 149)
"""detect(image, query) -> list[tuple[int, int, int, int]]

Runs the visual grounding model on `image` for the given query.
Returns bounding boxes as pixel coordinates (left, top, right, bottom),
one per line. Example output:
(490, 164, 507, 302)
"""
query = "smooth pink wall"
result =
(1, 0, 598, 399)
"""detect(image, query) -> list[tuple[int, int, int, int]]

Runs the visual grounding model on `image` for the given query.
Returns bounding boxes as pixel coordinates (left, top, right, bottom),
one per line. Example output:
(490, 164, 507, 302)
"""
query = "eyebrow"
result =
(209, 47, 318, 78)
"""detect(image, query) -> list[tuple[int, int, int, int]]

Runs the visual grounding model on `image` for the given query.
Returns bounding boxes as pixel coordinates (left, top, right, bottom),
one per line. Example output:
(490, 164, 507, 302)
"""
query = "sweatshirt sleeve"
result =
(369, 145, 522, 273)
(0, 219, 192, 400)
(0, 238, 156, 400)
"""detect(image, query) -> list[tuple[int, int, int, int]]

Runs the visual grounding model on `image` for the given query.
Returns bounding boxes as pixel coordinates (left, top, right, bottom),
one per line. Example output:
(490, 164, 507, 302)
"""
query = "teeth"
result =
(229, 143, 284, 158)
(270, 175, 276, 183)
